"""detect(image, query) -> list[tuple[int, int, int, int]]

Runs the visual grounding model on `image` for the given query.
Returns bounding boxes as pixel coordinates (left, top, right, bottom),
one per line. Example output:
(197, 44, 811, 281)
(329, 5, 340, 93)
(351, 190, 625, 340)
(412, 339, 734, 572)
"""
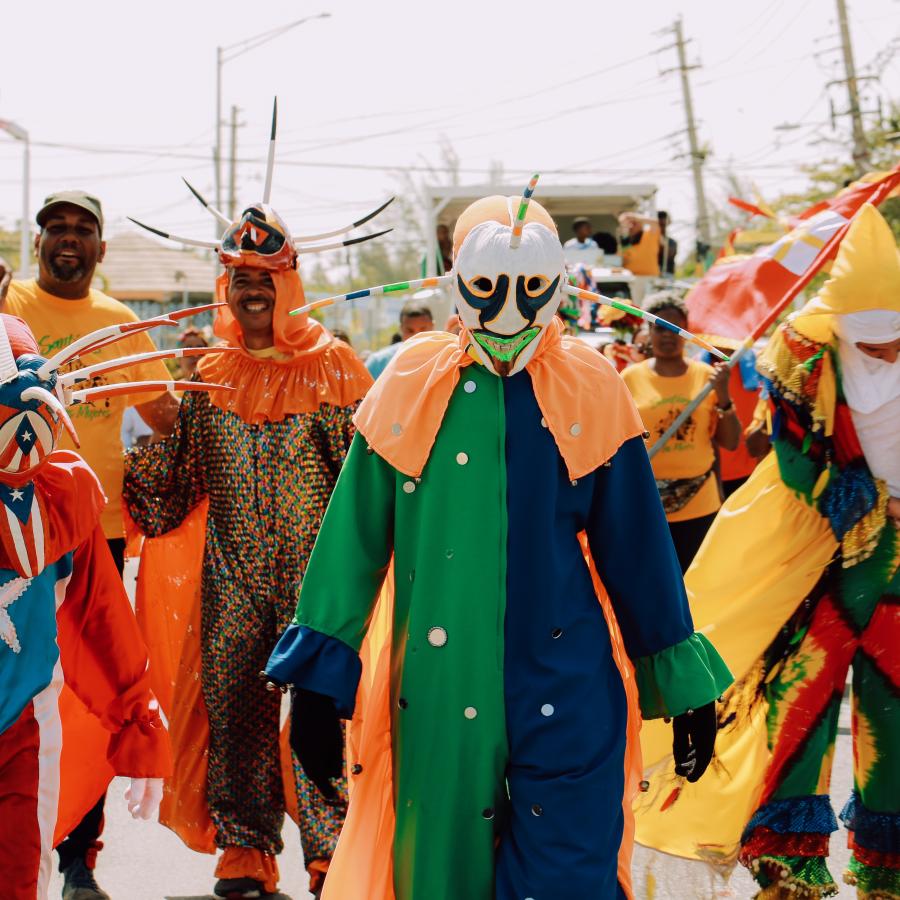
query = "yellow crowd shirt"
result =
(5, 280, 171, 539)
(621, 223, 661, 277)
(621, 357, 721, 522)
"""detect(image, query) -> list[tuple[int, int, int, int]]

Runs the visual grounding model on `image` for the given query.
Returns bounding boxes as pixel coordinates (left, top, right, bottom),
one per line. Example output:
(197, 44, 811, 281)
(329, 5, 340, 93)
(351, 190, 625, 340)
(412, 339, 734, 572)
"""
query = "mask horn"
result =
(295, 228, 392, 256)
(19, 386, 80, 447)
(68, 380, 235, 405)
(293, 198, 395, 244)
(37, 303, 226, 378)
(128, 217, 221, 250)
(290, 275, 453, 316)
(59, 346, 238, 386)
(263, 97, 277, 206)
(562, 284, 731, 361)
(0, 319, 19, 385)
(509, 173, 540, 250)
(182, 178, 231, 228)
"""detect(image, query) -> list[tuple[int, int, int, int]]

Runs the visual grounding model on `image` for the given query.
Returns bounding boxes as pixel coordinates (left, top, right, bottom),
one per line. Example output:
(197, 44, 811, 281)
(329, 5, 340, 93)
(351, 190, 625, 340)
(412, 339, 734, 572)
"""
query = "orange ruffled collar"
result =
(354, 318, 644, 480)
(197, 271, 372, 423)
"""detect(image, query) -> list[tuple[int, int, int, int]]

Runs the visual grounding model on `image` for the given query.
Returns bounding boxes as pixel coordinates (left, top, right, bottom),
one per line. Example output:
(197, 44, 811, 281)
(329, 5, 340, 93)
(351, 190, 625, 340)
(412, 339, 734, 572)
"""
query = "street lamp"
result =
(0, 119, 30, 279)
(214, 13, 331, 222)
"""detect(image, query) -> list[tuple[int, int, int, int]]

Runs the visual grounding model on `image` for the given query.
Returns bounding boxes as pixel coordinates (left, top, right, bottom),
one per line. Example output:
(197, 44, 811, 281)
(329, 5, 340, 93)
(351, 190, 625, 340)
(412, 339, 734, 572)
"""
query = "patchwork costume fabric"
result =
(123, 116, 376, 896)
(634, 204, 900, 899)
(266, 186, 731, 900)
(0, 314, 171, 900)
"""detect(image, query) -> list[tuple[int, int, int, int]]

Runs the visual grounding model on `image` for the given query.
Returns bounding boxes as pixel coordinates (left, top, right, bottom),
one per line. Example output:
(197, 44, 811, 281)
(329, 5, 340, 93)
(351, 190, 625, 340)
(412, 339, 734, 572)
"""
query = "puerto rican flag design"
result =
(0, 480, 48, 577)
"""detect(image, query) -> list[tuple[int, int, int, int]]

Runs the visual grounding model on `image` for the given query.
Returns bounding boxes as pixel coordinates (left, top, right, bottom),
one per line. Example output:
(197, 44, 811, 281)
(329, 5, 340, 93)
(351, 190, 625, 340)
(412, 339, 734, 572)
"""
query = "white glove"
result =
(124, 777, 163, 820)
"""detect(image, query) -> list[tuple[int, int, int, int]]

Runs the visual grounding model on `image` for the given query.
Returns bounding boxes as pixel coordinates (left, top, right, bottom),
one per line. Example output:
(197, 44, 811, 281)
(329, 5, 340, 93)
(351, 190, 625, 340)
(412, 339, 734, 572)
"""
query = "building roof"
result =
(96, 232, 217, 301)
(422, 182, 658, 224)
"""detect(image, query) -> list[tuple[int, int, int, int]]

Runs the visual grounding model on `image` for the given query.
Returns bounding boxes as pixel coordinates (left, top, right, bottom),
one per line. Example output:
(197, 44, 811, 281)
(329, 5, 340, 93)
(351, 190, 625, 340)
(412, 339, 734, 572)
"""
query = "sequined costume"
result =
(265, 186, 732, 900)
(126, 384, 357, 838)
(633, 204, 900, 899)
(122, 165, 375, 896)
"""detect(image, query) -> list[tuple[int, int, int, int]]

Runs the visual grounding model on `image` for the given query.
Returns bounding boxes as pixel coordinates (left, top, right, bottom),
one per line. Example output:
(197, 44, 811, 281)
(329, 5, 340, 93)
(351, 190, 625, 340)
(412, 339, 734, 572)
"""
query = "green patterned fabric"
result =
(632, 632, 732, 719)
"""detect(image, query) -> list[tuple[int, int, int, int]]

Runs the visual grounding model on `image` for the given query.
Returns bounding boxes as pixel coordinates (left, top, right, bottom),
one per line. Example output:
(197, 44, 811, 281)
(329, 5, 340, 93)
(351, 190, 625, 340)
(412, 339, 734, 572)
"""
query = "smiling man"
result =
(123, 205, 371, 899)
(1, 190, 177, 900)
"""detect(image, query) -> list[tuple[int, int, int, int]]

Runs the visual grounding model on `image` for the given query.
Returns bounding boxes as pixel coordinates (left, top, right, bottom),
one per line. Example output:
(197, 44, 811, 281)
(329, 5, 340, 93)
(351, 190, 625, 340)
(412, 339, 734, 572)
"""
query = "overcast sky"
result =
(1, 0, 896, 257)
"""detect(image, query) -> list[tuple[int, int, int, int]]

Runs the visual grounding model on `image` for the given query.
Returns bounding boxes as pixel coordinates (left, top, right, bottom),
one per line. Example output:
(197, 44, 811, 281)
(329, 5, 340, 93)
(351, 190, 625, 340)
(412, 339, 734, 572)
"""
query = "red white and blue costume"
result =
(0, 314, 172, 900)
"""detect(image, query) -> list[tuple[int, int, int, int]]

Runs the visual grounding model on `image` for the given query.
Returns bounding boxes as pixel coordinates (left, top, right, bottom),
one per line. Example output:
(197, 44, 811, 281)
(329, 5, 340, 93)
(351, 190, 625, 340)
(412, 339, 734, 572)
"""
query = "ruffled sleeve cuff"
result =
(266, 624, 362, 719)
(633, 632, 733, 720)
(105, 703, 174, 778)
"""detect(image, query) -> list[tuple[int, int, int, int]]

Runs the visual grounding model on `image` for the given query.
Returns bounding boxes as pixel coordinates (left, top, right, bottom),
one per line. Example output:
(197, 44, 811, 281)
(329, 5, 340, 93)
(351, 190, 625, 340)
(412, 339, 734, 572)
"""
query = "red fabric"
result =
(740, 826, 830, 862)
(686, 167, 900, 344)
(847, 834, 900, 869)
(57, 525, 172, 778)
(719, 367, 761, 482)
(0, 451, 105, 577)
(0, 704, 42, 900)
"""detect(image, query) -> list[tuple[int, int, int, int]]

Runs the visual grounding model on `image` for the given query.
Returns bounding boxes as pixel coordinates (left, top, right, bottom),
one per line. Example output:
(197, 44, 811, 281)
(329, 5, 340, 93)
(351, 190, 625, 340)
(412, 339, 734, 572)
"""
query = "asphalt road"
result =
(48, 731, 854, 900)
(48, 562, 854, 899)
(632, 721, 855, 899)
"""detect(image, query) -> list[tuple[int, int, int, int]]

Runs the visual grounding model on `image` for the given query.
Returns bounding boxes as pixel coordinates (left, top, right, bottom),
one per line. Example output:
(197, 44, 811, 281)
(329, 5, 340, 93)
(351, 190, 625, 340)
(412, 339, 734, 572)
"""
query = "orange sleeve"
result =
(56, 526, 173, 778)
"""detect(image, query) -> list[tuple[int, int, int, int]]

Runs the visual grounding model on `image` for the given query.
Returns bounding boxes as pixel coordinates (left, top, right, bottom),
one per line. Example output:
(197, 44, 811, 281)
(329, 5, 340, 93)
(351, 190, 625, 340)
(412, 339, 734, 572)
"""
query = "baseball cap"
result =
(36, 191, 104, 235)
(572, 216, 592, 228)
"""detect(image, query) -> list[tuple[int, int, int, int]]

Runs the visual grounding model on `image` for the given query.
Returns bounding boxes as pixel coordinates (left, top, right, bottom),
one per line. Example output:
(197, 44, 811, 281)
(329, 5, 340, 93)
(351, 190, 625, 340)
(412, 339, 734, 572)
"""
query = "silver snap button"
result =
(464, 380, 476, 393)
(427, 627, 448, 648)
(569, 422, 581, 436)
(391, 423, 403, 435)
(540, 417, 548, 428)
(541, 704, 555, 717)
(464, 706, 478, 719)
(402, 480, 416, 494)
(456, 452, 469, 465)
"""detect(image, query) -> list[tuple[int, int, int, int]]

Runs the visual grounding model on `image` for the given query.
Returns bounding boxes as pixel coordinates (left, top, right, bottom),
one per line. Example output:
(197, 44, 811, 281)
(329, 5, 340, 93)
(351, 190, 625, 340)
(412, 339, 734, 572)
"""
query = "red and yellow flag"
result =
(687, 166, 900, 345)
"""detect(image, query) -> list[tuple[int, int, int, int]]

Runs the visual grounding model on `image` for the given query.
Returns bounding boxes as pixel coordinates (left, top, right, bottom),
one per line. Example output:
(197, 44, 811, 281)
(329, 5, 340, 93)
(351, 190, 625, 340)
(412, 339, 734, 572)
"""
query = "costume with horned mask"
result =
(0, 310, 187, 900)
(264, 178, 732, 899)
(123, 101, 378, 899)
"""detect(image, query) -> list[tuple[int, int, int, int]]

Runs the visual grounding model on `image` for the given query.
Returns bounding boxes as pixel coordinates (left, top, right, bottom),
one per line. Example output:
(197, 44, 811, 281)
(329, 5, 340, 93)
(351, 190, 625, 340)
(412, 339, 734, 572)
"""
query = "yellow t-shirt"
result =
(621, 358, 720, 522)
(5, 280, 171, 539)
(621, 223, 661, 277)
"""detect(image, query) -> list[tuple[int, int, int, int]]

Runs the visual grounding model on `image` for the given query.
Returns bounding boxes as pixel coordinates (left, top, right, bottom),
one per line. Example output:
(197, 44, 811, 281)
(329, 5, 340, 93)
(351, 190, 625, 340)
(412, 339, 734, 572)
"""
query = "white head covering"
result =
(834, 308, 900, 414)
(834, 308, 900, 495)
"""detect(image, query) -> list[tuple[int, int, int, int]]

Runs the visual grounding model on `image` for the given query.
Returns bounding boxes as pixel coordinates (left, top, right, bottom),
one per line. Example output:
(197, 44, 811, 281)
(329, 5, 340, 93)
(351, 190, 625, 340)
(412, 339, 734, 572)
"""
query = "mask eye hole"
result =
(469, 275, 494, 295)
(525, 275, 549, 295)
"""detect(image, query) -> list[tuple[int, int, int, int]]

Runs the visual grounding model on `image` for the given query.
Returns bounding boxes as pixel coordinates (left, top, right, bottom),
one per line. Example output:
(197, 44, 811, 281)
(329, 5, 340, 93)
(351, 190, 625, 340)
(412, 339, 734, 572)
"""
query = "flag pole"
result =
(646, 168, 900, 460)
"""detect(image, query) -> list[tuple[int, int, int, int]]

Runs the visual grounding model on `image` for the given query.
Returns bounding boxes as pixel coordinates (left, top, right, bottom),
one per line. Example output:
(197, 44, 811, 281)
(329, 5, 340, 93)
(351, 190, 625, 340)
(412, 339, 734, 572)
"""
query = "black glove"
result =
(671, 701, 717, 783)
(290, 687, 344, 801)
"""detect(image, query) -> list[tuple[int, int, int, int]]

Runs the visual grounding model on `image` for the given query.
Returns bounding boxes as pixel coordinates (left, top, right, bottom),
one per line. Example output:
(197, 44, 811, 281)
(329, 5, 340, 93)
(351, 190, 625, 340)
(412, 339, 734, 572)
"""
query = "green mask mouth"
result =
(472, 327, 540, 362)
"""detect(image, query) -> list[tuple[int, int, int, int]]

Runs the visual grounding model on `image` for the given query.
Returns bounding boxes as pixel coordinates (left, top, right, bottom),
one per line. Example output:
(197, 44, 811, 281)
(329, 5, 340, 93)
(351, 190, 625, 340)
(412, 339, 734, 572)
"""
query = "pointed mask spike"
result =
(67, 380, 236, 405)
(38, 317, 177, 378)
(60, 346, 238, 386)
(289, 274, 454, 316)
(128, 217, 221, 250)
(263, 97, 278, 205)
(19, 386, 80, 447)
(295, 228, 393, 256)
(0, 319, 19, 385)
(509, 173, 540, 249)
(182, 178, 231, 228)
(563, 284, 730, 362)
(293, 198, 396, 244)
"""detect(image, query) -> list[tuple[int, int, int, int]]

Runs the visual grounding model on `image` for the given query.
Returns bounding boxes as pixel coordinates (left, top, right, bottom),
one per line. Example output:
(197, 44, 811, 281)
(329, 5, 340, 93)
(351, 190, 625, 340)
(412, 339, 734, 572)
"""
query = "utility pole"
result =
(835, 0, 870, 173)
(228, 105, 240, 221)
(671, 17, 712, 259)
